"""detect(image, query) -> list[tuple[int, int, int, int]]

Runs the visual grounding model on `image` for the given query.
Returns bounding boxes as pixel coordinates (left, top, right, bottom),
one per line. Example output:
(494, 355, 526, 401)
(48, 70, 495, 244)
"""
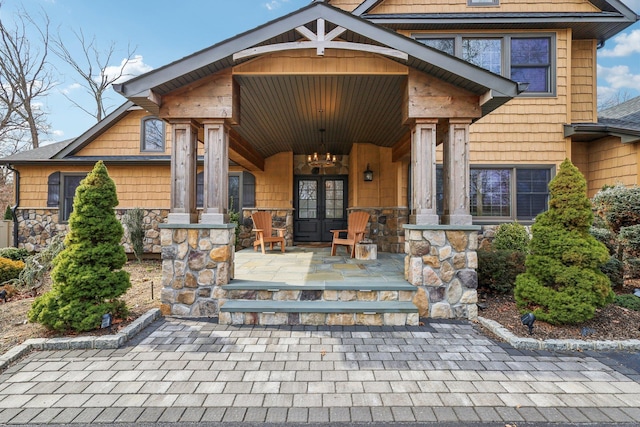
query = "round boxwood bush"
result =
(492, 222, 530, 253)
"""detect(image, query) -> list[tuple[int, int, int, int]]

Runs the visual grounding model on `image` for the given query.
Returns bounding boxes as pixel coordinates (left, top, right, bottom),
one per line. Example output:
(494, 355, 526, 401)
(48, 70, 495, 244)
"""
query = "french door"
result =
(294, 175, 348, 242)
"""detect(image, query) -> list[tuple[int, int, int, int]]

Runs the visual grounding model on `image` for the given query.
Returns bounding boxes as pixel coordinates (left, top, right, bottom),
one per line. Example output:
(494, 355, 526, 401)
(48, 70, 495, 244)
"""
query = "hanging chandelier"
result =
(307, 129, 336, 168)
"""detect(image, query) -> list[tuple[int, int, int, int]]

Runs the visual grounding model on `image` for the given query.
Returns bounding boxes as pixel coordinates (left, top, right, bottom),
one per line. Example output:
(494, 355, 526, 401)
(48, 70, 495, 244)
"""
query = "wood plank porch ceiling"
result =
(232, 74, 407, 159)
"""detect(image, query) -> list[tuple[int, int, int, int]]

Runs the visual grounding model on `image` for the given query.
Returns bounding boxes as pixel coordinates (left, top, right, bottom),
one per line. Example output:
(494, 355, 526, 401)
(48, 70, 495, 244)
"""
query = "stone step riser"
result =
(223, 289, 416, 302)
(219, 311, 419, 326)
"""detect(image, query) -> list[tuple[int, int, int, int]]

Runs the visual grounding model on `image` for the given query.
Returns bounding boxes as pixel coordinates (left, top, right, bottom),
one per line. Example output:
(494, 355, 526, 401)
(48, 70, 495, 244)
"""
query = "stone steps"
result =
(218, 280, 418, 326)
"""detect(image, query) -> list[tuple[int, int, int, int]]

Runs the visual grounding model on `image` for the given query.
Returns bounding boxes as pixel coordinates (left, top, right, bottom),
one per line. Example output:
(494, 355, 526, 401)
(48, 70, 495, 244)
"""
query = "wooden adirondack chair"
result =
(252, 211, 286, 254)
(330, 211, 370, 258)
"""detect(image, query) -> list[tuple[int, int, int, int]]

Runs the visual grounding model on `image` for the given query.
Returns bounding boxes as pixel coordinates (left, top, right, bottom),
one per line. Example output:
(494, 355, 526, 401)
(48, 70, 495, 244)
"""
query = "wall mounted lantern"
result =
(363, 164, 373, 182)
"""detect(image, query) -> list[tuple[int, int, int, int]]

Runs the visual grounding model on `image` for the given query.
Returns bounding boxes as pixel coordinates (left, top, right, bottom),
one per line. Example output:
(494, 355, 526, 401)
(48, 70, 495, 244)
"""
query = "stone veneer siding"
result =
(159, 224, 236, 317)
(404, 224, 479, 320)
(14, 207, 503, 260)
(237, 208, 294, 249)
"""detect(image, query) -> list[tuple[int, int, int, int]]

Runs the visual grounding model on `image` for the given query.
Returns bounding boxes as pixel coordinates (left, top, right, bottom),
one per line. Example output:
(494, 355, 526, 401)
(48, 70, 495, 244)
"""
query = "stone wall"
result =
(159, 224, 236, 316)
(404, 225, 479, 320)
(348, 207, 409, 254)
(237, 208, 294, 249)
(13, 208, 169, 254)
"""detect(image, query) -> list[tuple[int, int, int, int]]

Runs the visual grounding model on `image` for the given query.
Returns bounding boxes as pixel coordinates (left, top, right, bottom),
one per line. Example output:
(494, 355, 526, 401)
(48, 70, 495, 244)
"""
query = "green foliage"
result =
(514, 159, 614, 325)
(123, 208, 145, 262)
(614, 294, 640, 311)
(592, 185, 640, 235)
(477, 248, 526, 294)
(0, 247, 30, 262)
(0, 257, 24, 283)
(4, 205, 12, 220)
(600, 256, 624, 288)
(29, 161, 131, 332)
(492, 222, 530, 253)
(10, 234, 64, 293)
(590, 226, 616, 255)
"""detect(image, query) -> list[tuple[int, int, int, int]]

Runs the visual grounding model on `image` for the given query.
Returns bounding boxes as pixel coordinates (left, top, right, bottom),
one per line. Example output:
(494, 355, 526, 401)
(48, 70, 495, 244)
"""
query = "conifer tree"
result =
(29, 161, 130, 331)
(514, 159, 613, 324)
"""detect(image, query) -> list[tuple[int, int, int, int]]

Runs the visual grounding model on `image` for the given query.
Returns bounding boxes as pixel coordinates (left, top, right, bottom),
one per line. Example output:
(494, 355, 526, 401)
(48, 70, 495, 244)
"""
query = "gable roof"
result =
(352, 0, 638, 41)
(114, 1, 519, 117)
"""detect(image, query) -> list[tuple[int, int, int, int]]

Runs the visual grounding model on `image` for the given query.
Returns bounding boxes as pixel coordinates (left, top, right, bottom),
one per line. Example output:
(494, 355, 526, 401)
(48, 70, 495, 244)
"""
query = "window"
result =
(468, 0, 499, 5)
(416, 34, 554, 95)
(197, 171, 255, 212)
(141, 117, 165, 152)
(47, 172, 87, 222)
(434, 166, 551, 221)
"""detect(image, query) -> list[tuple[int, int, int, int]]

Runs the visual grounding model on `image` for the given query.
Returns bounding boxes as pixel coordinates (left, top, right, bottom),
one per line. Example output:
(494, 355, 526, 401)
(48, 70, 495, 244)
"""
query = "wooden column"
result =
(201, 120, 229, 224)
(411, 119, 439, 225)
(168, 120, 199, 224)
(442, 119, 472, 225)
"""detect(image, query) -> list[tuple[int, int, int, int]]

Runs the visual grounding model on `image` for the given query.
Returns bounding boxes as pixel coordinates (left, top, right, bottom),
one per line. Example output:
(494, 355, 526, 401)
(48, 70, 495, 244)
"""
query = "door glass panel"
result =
(325, 179, 343, 219)
(298, 180, 317, 219)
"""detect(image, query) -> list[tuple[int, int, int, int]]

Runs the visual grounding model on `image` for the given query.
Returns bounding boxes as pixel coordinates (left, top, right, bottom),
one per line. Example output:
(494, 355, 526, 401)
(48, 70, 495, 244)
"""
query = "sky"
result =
(2, 0, 640, 144)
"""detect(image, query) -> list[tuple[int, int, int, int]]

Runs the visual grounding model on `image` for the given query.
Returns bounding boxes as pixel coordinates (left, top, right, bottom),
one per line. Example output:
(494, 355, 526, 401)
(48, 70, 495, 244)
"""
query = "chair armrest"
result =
(330, 229, 348, 237)
(274, 227, 286, 237)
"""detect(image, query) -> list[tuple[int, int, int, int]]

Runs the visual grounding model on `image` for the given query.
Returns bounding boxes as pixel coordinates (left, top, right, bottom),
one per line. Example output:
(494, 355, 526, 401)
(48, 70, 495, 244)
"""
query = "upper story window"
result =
(141, 117, 165, 152)
(468, 0, 499, 5)
(417, 34, 555, 95)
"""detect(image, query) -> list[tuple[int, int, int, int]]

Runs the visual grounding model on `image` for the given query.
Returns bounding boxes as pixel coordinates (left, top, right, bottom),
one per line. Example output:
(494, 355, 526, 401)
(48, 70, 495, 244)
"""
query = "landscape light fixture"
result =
(521, 312, 536, 335)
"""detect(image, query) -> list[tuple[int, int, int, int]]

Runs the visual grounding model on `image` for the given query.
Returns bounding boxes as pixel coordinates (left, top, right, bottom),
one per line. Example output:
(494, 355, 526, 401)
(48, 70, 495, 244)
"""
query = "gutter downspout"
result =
(6, 164, 19, 248)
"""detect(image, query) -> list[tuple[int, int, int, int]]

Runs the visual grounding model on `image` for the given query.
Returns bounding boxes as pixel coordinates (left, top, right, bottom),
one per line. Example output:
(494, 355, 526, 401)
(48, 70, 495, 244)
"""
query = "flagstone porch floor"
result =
(232, 245, 406, 285)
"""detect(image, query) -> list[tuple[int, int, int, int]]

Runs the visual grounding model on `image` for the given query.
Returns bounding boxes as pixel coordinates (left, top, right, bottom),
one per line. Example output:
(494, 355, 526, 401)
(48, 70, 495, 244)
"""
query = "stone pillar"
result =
(442, 119, 472, 225)
(160, 224, 236, 316)
(168, 120, 199, 224)
(404, 224, 479, 320)
(201, 120, 229, 224)
(411, 119, 439, 225)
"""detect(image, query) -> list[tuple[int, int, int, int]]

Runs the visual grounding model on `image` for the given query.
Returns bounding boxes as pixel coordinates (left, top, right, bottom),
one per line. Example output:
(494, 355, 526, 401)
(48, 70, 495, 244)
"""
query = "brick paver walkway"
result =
(1, 317, 639, 425)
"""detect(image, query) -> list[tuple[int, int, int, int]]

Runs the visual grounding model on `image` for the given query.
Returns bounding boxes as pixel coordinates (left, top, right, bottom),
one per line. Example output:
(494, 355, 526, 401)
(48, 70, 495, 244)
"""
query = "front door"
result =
(294, 175, 348, 242)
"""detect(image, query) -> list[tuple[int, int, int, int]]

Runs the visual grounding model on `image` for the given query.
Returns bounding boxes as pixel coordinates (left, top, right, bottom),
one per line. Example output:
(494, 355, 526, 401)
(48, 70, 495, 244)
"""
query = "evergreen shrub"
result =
(0, 257, 25, 283)
(614, 294, 640, 311)
(4, 205, 12, 220)
(29, 161, 131, 331)
(492, 222, 530, 253)
(0, 247, 30, 262)
(514, 159, 613, 325)
(477, 249, 526, 294)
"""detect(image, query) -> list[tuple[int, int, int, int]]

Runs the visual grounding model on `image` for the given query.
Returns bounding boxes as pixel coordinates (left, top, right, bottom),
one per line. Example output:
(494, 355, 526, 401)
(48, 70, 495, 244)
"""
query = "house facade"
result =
(1, 0, 638, 323)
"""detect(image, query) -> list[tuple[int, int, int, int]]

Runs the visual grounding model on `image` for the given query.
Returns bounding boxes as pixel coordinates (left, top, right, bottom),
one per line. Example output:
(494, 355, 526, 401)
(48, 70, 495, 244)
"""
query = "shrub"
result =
(590, 226, 616, 255)
(0, 247, 30, 262)
(123, 208, 145, 262)
(10, 234, 64, 293)
(477, 249, 526, 294)
(0, 257, 25, 284)
(492, 222, 530, 253)
(4, 205, 12, 220)
(600, 256, 624, 288)
(29, 161, 131, 332)
(514, 159, 613, 325)
(614, 294, 640, 311)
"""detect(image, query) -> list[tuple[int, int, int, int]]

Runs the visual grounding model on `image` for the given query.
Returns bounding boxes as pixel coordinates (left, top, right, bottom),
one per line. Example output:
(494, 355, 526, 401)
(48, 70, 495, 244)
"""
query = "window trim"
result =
(140, 116, 166, 152)
(433, 164, 555, 223)
(414, 32, 556, 97)
(60, 173, 87, 223)
(469, 165, 554, 223)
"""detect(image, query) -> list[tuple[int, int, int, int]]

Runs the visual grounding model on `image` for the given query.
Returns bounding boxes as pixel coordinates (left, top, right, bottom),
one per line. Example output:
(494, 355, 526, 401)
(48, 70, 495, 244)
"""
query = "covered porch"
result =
(116, 2, 519, 323)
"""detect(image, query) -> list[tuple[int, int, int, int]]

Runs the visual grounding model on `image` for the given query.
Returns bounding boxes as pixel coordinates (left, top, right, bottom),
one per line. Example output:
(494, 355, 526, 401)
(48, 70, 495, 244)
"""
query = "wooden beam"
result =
(392, 130, 411, 162)
(228, 128, 265, 172)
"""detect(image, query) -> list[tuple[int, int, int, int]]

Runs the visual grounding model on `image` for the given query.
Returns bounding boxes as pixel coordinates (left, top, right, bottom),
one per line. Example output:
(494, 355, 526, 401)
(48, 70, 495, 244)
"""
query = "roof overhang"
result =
(564, 123, 640, 144)
(113, 1, 519, 117)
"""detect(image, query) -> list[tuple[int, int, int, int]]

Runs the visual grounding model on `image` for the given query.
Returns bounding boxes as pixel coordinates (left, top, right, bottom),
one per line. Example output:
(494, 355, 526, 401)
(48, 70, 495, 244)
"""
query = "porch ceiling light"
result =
(307, 128, 336, 168)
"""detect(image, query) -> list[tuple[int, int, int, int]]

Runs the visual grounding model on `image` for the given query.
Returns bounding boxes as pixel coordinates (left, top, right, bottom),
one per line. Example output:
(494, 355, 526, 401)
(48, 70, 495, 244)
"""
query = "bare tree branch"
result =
(0, 3, 53, 149)
(53, 29, 136, 122)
